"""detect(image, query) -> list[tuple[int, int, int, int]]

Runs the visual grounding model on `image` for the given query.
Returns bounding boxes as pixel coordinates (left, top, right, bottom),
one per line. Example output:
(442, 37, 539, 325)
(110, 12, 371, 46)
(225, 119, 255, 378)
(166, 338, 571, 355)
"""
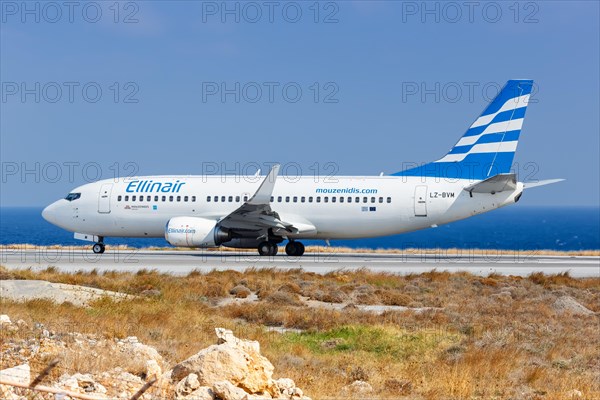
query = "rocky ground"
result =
(0, 317, 312, 400)
(1, 266, 599, 399)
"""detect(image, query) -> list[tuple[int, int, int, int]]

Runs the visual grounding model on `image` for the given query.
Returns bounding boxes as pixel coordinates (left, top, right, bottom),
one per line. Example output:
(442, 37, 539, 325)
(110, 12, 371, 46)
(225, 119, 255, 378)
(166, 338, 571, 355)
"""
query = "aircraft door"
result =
(414, 185, 427, 217)
(98, 183, 113, 213)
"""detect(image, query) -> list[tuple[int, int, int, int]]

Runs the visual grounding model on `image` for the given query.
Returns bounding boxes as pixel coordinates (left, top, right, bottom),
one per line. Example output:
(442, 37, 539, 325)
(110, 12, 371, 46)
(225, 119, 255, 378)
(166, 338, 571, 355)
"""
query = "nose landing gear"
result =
(92, 243, 105, 254)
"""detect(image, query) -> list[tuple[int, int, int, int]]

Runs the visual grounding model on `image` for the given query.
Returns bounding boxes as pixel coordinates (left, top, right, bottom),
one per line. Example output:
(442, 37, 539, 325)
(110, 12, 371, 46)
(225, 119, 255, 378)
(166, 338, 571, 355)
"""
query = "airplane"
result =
(42, 79, 563, 256)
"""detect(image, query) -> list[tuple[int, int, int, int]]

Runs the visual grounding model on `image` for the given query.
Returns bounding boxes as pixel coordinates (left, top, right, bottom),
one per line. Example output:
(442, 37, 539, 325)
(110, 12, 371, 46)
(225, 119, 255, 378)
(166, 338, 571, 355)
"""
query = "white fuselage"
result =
(42, 175, 524, 242)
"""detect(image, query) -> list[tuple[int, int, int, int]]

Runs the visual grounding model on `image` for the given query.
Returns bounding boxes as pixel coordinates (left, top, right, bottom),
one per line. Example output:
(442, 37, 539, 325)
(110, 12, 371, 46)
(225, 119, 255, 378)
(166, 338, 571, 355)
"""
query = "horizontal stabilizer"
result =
(523, 179, 565, 189)
(464, 173, 517, 194)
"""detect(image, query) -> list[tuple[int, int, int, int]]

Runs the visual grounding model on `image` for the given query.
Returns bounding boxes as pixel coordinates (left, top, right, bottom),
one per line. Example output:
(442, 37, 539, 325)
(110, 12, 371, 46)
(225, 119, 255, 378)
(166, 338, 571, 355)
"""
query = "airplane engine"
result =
(165, 217, 230, 248)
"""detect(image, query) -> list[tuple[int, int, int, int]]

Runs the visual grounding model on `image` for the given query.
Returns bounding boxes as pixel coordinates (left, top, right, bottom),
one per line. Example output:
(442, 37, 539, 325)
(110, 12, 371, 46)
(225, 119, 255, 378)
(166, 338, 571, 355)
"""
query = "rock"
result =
(176, 373, 201, 397)
(183, 386, 216, 400)
(491, 291, 512, 301)
(0, 363, 30, 384)
(15, 319, 28, 328)
(0, 384, 17, 400)
(172, 329, 275, 395)
(284, 387, 303, 398)
(553, 296, 594, 316)
(216, 328, 261, 353)
(146, 359, 162, 380)
(98, 368, 145, 398)
(117, 336, 164, 366)
(58, 374, 79, 391)
(72, 373, 96, 391)
(568, 389, 583, 398)
(341, 380, 373, 395)
(141, 288, 162, 297)
(403, 284, 420, 293)
(320, 338, 345, 350)
(274, 378, 295, 392)
(60, 373, 107, 394)
(243, 393, 273, 400)
(230, 285, 252, 298)
(0, 315, 12, 325)
(212, 380, 249, 400)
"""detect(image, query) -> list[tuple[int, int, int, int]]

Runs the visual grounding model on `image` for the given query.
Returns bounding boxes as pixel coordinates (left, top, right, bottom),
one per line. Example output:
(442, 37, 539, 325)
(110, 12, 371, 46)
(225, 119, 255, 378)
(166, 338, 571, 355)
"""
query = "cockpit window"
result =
(65, 193, 81, 201)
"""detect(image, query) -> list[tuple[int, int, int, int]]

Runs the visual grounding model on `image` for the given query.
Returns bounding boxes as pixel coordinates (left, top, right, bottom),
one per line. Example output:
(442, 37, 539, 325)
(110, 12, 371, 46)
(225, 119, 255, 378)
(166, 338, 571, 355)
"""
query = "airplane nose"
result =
(42, 201, 60, 225)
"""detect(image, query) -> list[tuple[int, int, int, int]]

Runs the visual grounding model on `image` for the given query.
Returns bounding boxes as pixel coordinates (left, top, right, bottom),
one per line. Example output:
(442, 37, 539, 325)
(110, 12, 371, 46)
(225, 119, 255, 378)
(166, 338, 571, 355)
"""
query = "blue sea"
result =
(0, 207, 598, 251)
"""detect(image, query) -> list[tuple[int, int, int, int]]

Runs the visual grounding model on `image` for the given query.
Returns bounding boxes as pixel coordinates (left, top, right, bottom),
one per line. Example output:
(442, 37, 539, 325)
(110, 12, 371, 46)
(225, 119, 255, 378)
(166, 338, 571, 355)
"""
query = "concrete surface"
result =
(1, 249, 598, 277)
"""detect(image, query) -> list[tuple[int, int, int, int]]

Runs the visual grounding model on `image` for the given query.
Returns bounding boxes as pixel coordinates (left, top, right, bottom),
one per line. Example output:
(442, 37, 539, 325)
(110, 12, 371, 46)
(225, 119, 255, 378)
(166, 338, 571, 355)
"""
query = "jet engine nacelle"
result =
(165, 217, 230, 248)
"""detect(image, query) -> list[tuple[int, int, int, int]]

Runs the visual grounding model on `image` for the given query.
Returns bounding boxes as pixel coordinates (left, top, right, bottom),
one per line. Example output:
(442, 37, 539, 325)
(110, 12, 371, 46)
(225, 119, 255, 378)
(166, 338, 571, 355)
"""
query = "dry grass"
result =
(1, 266, 599, 399)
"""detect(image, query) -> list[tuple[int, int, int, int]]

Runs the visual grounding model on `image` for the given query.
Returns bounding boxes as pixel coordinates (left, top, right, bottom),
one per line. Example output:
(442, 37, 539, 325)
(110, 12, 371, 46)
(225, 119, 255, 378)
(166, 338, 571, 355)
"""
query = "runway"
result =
(1, 249, 598, 277)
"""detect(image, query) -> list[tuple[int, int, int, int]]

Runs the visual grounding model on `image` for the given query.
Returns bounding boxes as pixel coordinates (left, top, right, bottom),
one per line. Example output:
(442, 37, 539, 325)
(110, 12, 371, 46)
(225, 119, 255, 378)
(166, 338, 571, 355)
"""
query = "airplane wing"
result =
(463, 173, 517, 194)
(218, 164, 306, 236)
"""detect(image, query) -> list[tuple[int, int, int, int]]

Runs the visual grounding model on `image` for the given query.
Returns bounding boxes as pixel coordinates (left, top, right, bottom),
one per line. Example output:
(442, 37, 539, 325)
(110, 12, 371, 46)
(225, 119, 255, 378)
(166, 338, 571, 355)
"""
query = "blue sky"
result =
(1, 0, 599, 207)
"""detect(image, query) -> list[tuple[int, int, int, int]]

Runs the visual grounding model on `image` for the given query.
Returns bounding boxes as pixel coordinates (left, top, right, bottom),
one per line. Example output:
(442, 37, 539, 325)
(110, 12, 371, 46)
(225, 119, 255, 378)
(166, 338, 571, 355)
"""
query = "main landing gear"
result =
(257, 241, 278, 256)
(285, 241, 305, 257)
(256, 240, 305, 256)
(92, 242, 105, 254)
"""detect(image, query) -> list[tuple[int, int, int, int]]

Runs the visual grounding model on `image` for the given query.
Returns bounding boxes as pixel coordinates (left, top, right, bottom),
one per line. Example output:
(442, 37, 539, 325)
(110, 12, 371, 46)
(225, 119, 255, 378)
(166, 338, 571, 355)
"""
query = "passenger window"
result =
(177, 196, 181, 202)
(363, 197, 367, 203)
(324, 197, 329, 203)
(340, 197, 344, 203)
(184, 196, 189, 202)
(347, 197, 352, 203)
(285, 196, 290, 203)
(371, 197, 376, 203)
(379, 197, 383, 203)
(301, 197, 305, 203)
(228, 196, 233, 202)
(332, 197, 336, 203)
(236, 196, 240, 202)
(316, 197, 321, 203)
(308, 197, 313, 203)
(154, 196, 159, 202)
(169, 196, 174, 202)
(293, 196, 298, 203)
(162, 196, 166, 202)
(124, 195, 129, 201)
(140, 196, 143, 202)
(387, 197, 391, 203)
(270, 196, 274, 203)
(214, 196, 218, 202)
(356, 197, 360, 203)
(207, 196, 211, 202)
(117, 195, 122, 201)
(278, 196, 282, 202)
(147, 196, 151, 201)
(221, 196, 226, 202)
(132, 196, 136, 201)
(244, 196, 248, 201)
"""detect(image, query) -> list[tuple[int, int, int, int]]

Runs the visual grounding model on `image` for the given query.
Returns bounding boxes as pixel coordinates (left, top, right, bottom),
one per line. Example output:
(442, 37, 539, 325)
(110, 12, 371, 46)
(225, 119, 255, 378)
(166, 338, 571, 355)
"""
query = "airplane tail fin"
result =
(393, 79, 534, 180)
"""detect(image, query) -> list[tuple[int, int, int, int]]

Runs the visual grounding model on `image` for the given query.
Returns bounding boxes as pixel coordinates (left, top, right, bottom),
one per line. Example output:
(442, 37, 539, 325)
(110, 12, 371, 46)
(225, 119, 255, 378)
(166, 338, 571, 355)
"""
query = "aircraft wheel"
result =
(285, 241, 305, 256)
(270, 244, 278, 256)
(92, 243, 105, 254)
(285, 242, 298, 256)
(295, 242, 305, 256)
(258, 241, 273, 256)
